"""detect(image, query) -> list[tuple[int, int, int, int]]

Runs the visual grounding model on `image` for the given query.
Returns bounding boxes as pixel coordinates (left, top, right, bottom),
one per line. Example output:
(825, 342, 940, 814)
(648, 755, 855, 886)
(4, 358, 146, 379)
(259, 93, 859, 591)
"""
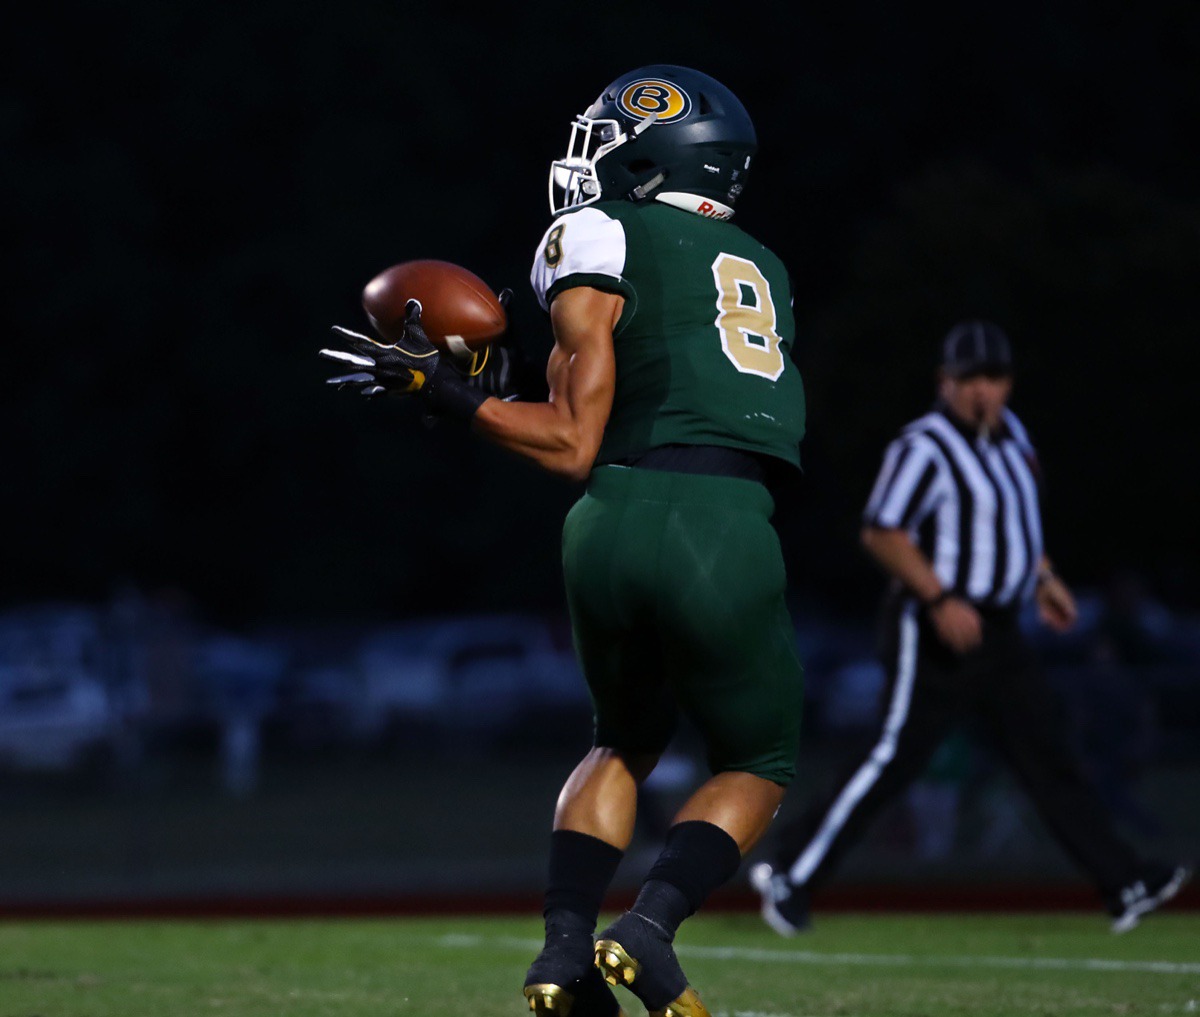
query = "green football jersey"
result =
(530, 199, 805, 470)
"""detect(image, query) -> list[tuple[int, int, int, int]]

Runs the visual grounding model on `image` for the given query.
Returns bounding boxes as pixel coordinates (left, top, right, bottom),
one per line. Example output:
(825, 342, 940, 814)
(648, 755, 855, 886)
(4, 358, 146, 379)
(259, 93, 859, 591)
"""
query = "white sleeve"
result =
(863, 434, 945, 529)
(529, 206, 629, 312)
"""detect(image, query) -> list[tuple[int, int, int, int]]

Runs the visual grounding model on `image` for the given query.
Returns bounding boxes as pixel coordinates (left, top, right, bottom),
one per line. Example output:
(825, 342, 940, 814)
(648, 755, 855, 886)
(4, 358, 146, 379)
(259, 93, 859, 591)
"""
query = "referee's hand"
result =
(1036, 572, 1078, 632)
(929, 596, 983, 654)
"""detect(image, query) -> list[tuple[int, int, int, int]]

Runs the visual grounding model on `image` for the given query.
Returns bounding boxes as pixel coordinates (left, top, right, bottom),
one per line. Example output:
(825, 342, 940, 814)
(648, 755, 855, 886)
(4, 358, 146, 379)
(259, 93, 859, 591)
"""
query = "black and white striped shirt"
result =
(863, 404, 1044, 609)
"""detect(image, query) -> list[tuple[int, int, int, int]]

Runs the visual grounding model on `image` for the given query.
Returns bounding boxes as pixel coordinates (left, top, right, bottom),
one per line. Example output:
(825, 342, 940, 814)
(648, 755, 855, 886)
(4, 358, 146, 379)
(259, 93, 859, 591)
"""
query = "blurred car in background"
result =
(0, 669, 116, 771)
(356, 613, 588, 747)
(0, 604, 120, 772)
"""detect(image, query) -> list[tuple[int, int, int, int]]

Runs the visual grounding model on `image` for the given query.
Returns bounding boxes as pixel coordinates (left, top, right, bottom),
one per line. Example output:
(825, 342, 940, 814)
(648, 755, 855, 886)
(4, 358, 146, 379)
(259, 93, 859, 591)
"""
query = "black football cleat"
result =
(594, 912, 709, 1017)
(524, 946, 627, 1016)
(748, 861, 811, 936)
(1108, 863, 1193, 933)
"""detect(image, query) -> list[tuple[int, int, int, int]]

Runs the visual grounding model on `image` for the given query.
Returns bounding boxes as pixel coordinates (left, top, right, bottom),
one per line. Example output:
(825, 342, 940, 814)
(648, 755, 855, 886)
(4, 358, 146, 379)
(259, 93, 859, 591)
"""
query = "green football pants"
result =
(562, 464, 803, 786)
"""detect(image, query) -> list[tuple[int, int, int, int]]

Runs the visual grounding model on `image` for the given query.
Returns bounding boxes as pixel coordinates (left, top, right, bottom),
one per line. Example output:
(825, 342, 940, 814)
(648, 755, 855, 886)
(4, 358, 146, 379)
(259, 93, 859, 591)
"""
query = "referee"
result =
(751, 321, 1190, 934)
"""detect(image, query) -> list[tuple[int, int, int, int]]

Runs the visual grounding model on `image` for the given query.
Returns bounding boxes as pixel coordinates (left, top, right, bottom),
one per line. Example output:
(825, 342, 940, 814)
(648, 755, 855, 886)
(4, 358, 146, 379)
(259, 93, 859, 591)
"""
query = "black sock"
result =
(632, 821, 742, 939)
(543, 829, 624, 939)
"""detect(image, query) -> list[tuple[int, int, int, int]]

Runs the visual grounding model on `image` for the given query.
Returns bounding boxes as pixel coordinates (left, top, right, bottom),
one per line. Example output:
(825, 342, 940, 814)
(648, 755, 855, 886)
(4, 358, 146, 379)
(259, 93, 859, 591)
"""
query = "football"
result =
(361, 259, 506, 357)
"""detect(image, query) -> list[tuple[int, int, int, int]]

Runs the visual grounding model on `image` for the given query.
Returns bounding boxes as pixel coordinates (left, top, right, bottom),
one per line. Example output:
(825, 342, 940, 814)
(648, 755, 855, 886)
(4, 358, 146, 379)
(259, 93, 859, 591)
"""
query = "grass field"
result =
(1, 911, 1197, 1016)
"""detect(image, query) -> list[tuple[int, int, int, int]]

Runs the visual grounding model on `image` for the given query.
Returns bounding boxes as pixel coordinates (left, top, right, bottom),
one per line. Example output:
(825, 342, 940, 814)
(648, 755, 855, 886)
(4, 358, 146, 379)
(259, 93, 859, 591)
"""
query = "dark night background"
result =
(1, 1, 1199, 920)
(6, 1, 1199, 629)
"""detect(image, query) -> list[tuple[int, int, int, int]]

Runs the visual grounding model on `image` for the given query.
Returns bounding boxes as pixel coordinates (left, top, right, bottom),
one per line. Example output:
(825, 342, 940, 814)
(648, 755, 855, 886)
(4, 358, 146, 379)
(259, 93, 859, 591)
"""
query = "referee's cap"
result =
(941, 320, 1013, 378)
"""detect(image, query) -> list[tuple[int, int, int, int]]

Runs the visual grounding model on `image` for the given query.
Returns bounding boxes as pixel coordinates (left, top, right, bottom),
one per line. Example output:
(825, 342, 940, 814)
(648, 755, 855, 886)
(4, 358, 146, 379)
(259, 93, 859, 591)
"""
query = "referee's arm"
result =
(860, 527, 942, 605)
(1034, 556, 1079, 633)
(860, 526, 983, 653)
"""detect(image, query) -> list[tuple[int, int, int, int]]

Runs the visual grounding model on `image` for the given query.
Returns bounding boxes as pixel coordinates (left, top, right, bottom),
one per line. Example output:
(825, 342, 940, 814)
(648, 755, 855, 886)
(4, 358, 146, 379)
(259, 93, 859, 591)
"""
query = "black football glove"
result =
(459, 288, 549, 403)
(319, 300, 488, 420)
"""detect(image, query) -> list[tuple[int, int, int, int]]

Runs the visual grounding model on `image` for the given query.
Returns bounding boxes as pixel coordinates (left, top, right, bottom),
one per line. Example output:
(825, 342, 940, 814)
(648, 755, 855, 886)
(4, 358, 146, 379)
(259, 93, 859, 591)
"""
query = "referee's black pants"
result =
(771, 596, 1142, 898)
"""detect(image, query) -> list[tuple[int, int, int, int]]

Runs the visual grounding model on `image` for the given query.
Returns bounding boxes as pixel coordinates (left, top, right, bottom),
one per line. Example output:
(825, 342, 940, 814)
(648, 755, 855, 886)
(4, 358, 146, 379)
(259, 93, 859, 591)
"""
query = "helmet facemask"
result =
(549, 116, 625, 214)
(548, 113, 663, 215)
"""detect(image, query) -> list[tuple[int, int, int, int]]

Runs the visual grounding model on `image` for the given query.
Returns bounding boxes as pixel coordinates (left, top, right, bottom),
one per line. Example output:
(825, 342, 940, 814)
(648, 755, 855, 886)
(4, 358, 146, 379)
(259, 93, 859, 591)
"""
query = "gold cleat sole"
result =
(594, 939, 640, 987)
(648, 986, 710, 1017)
(523, 981, 630, 1017)
(593, 940, 708, 1017)
(524, 983, 575, 1015)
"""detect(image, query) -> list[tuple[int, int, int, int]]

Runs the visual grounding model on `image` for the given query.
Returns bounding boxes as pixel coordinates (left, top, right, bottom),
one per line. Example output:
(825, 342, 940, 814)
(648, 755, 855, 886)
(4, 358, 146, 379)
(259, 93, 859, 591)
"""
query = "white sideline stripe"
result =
(713, 1012, 809, 1017)
(789, 603, 919, 885)
(437, 934, 1200, 976)
(679, 943, 1200, 975)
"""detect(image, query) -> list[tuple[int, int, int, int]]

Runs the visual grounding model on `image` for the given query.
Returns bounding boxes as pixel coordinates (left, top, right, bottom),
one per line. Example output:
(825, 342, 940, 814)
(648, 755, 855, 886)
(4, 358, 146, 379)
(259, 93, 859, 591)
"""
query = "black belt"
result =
(893, 586, 1022, 622)
(616, 444, 769, 485)
(974, 602, 1022, 624)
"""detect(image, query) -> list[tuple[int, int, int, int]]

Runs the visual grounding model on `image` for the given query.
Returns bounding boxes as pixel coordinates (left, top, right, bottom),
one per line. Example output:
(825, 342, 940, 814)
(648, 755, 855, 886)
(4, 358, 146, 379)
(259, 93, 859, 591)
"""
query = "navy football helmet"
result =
(549, 65, 757, 219)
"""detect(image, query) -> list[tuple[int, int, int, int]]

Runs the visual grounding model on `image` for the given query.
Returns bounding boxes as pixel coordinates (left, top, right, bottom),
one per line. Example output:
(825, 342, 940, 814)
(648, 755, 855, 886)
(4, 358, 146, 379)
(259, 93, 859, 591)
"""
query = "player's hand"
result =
(320, 300, 487, 420)
(460, 288, 550, 402)
(928, 596, 983, 654)
(1036, 571, 1078, 633)
(322, 368, 388, 397)
(319, 300, 436, 396)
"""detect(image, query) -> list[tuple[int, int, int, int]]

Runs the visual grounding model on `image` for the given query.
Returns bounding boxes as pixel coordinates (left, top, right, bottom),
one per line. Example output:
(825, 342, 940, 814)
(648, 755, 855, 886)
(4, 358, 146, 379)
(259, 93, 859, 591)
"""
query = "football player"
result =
(322, 65, 807, 1017)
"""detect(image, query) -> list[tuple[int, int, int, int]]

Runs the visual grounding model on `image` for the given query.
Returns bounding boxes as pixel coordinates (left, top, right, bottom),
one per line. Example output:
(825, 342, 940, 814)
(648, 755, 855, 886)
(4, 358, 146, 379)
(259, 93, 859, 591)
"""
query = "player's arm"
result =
(861, 526, 982, 652)
(471, 286, 622, 482)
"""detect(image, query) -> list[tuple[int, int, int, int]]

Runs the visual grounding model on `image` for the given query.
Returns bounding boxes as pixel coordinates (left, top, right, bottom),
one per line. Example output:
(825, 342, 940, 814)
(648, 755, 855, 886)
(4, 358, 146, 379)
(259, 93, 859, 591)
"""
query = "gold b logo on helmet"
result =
(617, 79, 691, 124)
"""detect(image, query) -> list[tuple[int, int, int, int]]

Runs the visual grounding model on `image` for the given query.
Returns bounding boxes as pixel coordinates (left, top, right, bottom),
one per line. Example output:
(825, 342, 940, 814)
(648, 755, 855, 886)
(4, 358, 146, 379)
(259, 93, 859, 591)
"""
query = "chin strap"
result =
(627, 112, 665, 200)
(630, 172, 667, 200)
(631, 111, 660, 136)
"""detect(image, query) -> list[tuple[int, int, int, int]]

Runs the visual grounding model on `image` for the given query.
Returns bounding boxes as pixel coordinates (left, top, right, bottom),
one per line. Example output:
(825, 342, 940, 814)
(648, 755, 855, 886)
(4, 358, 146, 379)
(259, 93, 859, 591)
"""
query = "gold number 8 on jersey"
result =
(711, 253, 785, 381)
(544, 224, 565, 268)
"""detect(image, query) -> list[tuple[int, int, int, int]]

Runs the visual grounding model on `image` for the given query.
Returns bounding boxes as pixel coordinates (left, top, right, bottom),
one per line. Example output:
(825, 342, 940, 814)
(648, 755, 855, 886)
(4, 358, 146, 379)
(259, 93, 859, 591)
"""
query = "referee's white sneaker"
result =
(749, 862, 811, 936)
(1108, 863, 1192, 933)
